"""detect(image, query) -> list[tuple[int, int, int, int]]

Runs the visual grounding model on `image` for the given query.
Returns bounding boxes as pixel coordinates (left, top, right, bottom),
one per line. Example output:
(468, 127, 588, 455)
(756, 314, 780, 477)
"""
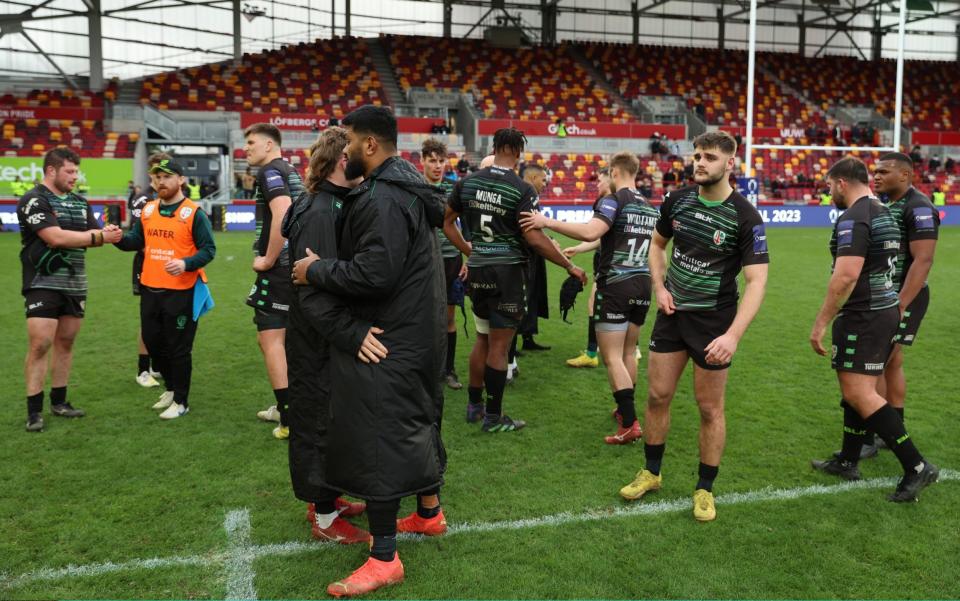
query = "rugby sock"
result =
(138, 354, 150, 373)
(613, 388, 637, 428)
(864, 404, 925, 474)
(696, 463, 719, 492)
(416, 493, 441, 519)
(27, 392, 43, 415)
(367, 499, 400, 561)
(840, 403, 868, 463)
(483, 365, 508, 416)
(508, 335, 518, 364)
(895, 407, 904, 421)
(273, 388, 289, 426)
(645, 443, 666, 476)
(468, 386, 484, 406)
(586, 319, 598, 357)
(445, 332, 457, 375)
(50, 386, 67, 406)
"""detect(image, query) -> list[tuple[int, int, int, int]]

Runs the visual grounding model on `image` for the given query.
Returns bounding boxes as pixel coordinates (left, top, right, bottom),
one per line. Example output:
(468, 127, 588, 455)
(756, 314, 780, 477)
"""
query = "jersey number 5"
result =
(479, 213, 495, 243)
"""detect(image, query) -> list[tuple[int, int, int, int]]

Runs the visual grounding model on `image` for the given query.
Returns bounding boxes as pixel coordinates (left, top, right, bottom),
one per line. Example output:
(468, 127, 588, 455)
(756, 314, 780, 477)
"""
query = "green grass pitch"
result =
(0, 228, 957, 599)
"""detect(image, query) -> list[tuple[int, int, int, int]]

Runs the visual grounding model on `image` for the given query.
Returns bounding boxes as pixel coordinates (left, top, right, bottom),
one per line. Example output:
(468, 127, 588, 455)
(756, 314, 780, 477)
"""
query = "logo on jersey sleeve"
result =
(836, 220, 855, 247)
(597, 197, 619, 222)
(263, 169, 286, 191)
(912, 207, 936, 231)
(752, 224, 768, 254)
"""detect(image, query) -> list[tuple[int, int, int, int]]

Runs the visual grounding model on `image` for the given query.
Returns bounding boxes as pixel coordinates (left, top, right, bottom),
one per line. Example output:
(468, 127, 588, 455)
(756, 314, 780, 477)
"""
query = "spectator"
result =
(127, 184, 142, 204)
(928, 154, 941, 172)
(944, 156, 955, 174)
(649, 132, 663, 156)
(456, 155, 470, 175)
(638, 177, 653, 199)
(909, 145, 923, 165)
(241, 167, 256, 199)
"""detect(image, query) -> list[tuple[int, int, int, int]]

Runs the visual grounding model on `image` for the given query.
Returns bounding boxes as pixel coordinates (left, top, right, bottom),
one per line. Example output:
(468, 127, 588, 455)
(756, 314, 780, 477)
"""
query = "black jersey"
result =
(830, 196, 900, 312)
(18, 184, 99, 296)
(448, 165, 538, 267)
(434, 179, 461, 259)
(883, 187, 939, 291)
(128, 189, 156, 221)
(655, 185, 769, 311)
(594, 187, 659, 287)
(253, 158, 304, 263)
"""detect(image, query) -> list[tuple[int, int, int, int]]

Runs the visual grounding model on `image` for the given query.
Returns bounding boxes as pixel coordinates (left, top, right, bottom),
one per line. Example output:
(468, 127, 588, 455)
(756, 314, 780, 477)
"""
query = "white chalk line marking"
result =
(224, 508, 257, 600)
(1, 469, 956, 593)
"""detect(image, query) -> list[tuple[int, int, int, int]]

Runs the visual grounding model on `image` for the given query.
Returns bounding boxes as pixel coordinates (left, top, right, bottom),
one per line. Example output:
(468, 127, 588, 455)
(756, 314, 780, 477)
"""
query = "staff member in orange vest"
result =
(115, 159, 217, 419)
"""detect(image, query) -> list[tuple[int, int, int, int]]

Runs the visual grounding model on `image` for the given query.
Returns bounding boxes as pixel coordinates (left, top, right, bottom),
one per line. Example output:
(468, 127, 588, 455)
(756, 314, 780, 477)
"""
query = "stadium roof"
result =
(1, 0, 958, 87)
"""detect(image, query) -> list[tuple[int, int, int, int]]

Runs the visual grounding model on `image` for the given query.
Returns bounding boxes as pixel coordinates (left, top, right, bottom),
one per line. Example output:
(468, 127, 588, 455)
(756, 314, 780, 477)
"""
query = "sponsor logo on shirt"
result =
(26, 213, 44, 225)
(23, 197, 39, 214)
(144, 203, 156, 218)
(694, 212, 713, 223)
(752, 224, 768, 254)
(836, 220, 854, 246)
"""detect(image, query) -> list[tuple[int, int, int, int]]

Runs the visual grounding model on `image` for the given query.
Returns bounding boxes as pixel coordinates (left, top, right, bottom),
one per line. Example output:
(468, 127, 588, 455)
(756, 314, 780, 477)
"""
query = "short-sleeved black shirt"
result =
(448, 165, 538, 267)
(655, 185, 769, 311)
(830, 196, 900, 312)
(883, 187, 939, 291)
(18, 184, 99, 295)
(593, 187, 660, 287)
(253, 158, 304, 262)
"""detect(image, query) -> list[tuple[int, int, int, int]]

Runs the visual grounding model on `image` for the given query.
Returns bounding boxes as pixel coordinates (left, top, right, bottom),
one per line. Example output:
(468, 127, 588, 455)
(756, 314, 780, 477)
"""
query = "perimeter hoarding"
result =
(0, 157, 134, 198)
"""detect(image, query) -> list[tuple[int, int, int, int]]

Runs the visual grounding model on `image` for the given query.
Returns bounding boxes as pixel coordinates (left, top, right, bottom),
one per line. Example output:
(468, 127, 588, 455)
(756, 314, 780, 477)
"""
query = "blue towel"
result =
(192, 279, 215, 321)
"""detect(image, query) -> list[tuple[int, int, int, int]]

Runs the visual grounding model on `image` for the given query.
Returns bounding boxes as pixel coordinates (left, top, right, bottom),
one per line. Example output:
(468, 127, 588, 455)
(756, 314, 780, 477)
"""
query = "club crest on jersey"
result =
(712, 230, 726, 245)
(179, 206, 194, 220)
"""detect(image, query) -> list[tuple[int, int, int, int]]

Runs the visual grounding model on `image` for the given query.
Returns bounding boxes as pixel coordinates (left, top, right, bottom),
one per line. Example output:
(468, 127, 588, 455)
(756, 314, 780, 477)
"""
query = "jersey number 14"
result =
(624, 238, 650, 267)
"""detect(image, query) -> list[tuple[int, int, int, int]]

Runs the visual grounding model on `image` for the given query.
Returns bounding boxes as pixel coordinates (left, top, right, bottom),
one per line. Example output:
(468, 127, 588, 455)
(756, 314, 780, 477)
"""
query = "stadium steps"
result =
(364, 37, 406, 110)
(565, 44, 642, 122)
(756, 64, 835, 125)
(116, 78, 144, 105)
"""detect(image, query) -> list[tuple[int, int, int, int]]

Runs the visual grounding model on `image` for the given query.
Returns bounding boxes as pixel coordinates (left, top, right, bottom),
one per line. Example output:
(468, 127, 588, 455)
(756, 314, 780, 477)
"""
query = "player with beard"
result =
(521, 151, 659, 444)
(115, 159, 217, 419)
(244, 123, 304, 439)
(619, 132, 768, 522)
(18, 148, 123, 432)
(445, 128, 587, 432)
(293, 106, 448, 596)
(421, 137, 467, 390)
(809, 157, 938, 502)
(130, 151, 171, 389)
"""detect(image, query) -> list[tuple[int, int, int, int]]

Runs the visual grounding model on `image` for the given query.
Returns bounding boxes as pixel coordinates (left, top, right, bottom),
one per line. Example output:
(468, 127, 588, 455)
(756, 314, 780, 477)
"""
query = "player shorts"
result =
(648, 305, 737, 370)
(831, 306, 899, 375)
(468, 263, 527, 331)
(132, 251, 145, 296)
(593, 277, 652, 332)
(253, 308, 288, 332)
(247, 265, 293, 327)
(24, 288, 86, 319)
(443, 255, 464, 306)
(895, 285, 929, 346)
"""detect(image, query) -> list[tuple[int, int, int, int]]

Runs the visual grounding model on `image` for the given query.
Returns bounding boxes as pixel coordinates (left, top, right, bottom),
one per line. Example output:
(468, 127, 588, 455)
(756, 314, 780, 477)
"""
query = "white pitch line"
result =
(2, 469, 956, 592)
(224, 509, 257, 601)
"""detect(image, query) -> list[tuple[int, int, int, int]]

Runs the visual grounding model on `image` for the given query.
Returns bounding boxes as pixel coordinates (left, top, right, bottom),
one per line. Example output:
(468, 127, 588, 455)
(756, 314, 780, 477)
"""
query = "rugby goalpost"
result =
(742, 0, 909, 194)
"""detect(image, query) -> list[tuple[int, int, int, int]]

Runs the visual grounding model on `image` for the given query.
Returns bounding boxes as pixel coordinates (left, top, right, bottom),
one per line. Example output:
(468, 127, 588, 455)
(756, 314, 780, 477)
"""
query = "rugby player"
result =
(810, 157, 938, 502)
(421, 137, 467, 390)
(564, 167, 612, 368)
(521, 151, 658, 445)
(244, 123, 303, 439)
(619, 131, 769, 521)
(18, 148, 122, 432)
(445, 128, 587, 432)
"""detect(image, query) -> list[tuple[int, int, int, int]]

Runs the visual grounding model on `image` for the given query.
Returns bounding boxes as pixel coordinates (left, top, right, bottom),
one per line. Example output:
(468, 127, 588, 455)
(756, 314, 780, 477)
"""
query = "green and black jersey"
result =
(254, 158, 304, 265)
(434, 178, 461, 259)
(830, 196, 900, 312)
(883, 187, 939, 291)
(594, 187, 659, 287)
(656, 185, 769, 311)
(448, 165, 538, 267)
(17, 184, 99, 296)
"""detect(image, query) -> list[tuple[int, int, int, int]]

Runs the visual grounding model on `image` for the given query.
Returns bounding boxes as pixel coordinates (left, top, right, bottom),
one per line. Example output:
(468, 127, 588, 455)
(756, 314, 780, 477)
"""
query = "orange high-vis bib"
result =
(140, 198, 206, 290)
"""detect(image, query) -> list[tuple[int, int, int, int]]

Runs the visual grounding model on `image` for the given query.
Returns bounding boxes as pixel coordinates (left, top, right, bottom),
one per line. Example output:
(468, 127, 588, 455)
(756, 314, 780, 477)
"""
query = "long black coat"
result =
(307, 156, 447, 501)
(280, 180, 357, 504)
